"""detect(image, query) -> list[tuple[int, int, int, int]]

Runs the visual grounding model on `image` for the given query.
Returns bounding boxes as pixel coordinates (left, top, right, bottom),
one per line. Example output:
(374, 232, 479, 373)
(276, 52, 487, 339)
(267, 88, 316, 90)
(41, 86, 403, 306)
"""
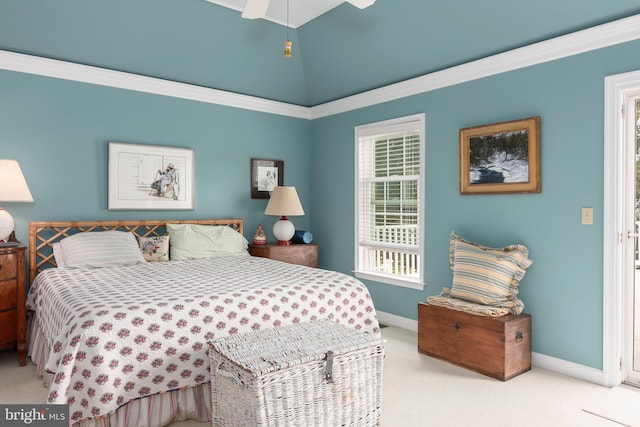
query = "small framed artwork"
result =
(108, 141, 195, 210)
(251, 158, 284, 199)
(459, 116, 540, 194)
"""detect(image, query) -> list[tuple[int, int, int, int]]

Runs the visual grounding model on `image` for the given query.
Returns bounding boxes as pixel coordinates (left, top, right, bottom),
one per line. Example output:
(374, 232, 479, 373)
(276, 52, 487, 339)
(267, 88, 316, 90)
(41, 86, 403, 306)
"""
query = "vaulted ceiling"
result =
(1, 1, 640, 106)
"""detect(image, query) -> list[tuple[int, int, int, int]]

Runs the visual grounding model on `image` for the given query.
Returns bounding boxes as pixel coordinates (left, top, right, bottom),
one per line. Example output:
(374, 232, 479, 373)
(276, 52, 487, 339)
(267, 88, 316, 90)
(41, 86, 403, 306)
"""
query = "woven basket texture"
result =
(208, 320, 384, 427)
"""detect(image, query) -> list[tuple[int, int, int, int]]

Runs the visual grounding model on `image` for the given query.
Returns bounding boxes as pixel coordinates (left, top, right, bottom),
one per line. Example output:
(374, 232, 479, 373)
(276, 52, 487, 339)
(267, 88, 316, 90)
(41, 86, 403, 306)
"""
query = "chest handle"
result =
(325, 351, 334, 383)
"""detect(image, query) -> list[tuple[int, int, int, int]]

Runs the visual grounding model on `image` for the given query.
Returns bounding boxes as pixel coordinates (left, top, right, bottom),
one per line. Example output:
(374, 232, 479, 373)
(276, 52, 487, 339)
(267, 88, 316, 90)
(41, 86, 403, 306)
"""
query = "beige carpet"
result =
(582, 385, 640, 426)
(1, 325, 639, 426)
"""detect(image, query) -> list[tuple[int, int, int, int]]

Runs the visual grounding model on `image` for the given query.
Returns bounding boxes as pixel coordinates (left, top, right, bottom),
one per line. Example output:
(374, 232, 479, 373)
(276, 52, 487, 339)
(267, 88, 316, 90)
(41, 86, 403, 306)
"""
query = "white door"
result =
(624, 94, 640, 387)
(604, 70, 640, 388)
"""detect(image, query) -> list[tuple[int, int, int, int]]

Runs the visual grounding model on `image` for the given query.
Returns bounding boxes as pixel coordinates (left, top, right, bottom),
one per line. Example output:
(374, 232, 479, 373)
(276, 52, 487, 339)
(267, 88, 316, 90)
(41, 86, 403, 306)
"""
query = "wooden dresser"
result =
(0, 245, 27, 366)
(418, 302, 531, 381)
(249, 244, 318, 268)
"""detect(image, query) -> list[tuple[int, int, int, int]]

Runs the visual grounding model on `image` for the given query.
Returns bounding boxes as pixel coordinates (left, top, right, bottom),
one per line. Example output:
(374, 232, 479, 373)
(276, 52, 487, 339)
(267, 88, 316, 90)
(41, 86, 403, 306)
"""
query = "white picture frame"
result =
(108, 141, 195, 210)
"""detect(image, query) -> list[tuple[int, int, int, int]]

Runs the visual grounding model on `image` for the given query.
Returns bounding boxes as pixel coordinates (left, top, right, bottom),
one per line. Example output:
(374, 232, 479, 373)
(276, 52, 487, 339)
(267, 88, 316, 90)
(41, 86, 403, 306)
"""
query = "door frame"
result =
(603, 69, 640, 387)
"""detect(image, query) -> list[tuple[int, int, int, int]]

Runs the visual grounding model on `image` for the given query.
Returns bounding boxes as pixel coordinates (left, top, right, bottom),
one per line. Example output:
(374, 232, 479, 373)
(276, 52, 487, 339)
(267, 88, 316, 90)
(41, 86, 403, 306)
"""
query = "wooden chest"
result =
(417, 302, 531, 381)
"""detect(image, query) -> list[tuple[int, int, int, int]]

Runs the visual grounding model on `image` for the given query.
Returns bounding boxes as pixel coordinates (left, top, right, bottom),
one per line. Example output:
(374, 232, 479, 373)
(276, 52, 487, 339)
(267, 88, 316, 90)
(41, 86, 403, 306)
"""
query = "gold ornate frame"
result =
(459, 116, 541, 194)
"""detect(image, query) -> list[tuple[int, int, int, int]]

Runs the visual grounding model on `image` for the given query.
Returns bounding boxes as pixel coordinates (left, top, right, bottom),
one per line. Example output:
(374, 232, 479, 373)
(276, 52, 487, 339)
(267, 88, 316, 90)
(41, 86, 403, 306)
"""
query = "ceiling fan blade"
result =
(241, 0, 270, 19)
(345, 0, 376, 9)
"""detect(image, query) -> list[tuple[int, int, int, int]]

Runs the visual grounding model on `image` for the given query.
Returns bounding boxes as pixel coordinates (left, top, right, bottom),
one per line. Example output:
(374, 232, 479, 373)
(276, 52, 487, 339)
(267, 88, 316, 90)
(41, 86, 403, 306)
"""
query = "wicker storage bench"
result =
(208, 320, 384, 427)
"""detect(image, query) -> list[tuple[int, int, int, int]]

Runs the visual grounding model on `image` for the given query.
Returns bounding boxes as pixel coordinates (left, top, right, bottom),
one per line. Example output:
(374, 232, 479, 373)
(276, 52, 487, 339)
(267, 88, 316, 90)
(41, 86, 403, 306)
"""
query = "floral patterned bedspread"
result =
(26, 256, 380, 425)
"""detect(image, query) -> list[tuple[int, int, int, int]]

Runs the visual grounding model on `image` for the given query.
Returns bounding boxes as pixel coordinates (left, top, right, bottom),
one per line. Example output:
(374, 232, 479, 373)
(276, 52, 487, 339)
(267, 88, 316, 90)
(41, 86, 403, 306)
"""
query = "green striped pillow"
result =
(448, 232, 532, 312)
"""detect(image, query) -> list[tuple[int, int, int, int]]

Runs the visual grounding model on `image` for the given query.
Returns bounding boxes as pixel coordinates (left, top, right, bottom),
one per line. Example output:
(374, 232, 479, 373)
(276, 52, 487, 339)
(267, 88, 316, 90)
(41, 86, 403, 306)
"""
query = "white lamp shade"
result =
(0, 159, 33, 242)
(264, 186, 304, 216)
(0, 160, 33, 202)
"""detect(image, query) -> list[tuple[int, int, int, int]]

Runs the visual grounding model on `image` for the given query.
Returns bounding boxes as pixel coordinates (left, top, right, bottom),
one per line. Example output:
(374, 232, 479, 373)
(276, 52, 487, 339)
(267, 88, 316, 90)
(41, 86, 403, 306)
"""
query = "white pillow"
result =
(167, 223, 249, 261)
(52, 242, 66, 268)
(58, 231, 147, 268)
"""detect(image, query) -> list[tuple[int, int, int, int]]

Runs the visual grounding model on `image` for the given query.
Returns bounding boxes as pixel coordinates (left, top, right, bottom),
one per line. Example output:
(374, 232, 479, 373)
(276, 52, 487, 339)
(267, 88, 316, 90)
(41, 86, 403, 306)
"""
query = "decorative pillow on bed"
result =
(167, 223, 249, 261)
(52, 242, 66, 268)
(58, 230, 147, 268)
(448, 231, 532, 311)
(138, 235, 170, 262)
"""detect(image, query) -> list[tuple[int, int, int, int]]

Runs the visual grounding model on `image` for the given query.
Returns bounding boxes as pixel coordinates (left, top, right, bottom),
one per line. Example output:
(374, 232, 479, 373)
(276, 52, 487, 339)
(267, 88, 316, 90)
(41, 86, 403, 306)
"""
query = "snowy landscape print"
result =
(468, 129, 529, 184)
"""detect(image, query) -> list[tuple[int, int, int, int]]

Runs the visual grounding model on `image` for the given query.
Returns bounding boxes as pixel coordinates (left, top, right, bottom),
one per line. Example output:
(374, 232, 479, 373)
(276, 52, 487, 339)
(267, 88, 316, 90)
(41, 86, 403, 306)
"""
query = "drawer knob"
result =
(515, 331, 524, 342)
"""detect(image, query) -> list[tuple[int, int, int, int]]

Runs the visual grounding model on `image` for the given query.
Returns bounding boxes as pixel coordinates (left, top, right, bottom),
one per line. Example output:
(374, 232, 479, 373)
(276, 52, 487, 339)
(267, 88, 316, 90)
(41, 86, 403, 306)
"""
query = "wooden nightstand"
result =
(0, 244, 27, 366)
(249, 244, 318, 268)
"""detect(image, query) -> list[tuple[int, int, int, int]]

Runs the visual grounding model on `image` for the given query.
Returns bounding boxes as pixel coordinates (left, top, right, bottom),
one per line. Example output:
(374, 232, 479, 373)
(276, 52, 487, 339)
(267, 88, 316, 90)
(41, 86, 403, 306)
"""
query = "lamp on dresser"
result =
(0, 159, 33, 243)
(264, 186, 304, 245)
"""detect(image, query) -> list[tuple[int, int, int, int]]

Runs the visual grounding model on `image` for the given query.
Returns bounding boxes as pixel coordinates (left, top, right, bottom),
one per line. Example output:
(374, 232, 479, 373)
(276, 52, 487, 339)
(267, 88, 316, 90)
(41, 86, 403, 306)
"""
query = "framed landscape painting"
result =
(108, 142, 195, 210)
(459, 116, 541, 194)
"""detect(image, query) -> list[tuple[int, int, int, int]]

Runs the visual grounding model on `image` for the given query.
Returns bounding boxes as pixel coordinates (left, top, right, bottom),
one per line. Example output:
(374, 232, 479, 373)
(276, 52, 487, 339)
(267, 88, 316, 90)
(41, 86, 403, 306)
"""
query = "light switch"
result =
(581, 207, 593, 225)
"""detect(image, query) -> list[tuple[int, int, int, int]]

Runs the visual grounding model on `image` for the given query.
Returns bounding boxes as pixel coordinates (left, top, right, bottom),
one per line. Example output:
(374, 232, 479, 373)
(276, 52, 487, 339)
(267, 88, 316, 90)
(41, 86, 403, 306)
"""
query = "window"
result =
(355, 114, 425, 290)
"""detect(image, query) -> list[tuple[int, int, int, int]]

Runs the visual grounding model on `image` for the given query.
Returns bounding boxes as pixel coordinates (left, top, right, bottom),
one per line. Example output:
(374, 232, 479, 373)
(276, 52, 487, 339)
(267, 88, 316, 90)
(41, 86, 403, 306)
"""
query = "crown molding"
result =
(0, 51, 311, 120)
(310, 14, 640, 119)
(0, 14, 639, 120)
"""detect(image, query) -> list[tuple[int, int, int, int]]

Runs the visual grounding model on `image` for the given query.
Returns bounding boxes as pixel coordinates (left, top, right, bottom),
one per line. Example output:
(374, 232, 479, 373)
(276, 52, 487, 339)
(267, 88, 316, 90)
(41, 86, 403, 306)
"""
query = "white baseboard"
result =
(377, 310, 418, 332)
(531, 352, 604, 386)
(376, 310, 606, 386)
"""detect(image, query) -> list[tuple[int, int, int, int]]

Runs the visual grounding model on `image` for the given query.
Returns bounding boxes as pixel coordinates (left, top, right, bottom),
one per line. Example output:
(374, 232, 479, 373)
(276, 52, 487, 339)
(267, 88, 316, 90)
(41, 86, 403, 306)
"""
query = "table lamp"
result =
(0, 159, 33, 243)
(264, 186, 304, 245)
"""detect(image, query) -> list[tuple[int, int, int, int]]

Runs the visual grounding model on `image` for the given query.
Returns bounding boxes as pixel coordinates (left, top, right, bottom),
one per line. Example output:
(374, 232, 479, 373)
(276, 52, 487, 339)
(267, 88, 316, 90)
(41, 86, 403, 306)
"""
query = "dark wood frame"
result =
(251, 158, 284, 199)
(459, 116, 540, 194)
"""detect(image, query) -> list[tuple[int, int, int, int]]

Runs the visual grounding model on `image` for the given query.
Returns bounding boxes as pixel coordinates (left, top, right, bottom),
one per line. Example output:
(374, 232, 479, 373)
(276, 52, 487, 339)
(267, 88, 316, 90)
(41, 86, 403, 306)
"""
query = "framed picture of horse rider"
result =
(459, 116, 540, 195)
(108, 141, 195, 210)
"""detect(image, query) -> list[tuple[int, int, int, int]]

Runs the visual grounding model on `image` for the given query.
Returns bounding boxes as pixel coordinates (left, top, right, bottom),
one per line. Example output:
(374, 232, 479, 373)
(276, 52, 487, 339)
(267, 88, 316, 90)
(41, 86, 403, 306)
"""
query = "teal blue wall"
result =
(3, 0, 640, 373)
(4, 41, 639, 371)
(0, 70, 312, 243)
(310, 39, 640, 369)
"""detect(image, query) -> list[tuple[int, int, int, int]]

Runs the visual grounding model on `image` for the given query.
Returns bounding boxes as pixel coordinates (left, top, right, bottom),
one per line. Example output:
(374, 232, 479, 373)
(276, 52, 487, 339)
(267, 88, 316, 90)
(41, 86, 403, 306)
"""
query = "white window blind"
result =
(355, 114, 425, 290)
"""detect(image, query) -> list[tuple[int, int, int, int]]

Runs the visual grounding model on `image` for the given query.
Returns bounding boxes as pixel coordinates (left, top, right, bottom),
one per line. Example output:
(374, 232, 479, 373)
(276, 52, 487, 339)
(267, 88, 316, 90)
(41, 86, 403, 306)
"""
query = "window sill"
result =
(354, 271, 424, 291)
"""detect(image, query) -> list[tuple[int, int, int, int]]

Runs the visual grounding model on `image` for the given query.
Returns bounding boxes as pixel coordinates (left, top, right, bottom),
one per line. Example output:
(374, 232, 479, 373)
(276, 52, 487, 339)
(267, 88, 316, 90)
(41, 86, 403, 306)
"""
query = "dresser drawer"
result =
(0, 280, 17, 311)
(249, 244, 318, 268)
(0, 309, 17, 349)
(0, 253, 17, 280)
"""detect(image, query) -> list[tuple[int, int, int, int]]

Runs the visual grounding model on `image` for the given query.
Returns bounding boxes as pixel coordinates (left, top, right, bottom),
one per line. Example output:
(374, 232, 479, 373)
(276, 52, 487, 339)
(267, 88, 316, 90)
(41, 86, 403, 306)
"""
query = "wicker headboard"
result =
(28, 218, 244, 284)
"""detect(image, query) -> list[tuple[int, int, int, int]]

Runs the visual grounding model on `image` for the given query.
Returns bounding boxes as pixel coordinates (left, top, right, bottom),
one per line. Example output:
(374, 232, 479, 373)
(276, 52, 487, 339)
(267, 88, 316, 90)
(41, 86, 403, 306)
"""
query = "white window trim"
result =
(354, 113, 426, 291)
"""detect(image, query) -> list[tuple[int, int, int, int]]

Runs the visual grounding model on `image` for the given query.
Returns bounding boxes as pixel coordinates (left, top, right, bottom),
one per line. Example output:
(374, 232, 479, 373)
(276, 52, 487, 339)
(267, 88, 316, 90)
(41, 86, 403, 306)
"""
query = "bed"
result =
(26, 219, 380, 427)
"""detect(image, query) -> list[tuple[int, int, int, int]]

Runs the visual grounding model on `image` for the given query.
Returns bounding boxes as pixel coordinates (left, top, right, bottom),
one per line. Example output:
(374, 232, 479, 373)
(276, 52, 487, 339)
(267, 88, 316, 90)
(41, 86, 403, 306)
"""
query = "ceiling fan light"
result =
(284, 40, 292, 58)
(241, 0, 270, 19)
(346, 0, 376, 9)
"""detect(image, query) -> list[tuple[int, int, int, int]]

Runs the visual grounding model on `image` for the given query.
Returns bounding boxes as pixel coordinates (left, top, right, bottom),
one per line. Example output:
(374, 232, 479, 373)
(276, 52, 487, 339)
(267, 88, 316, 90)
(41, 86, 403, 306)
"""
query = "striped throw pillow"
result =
(59, 231, 147, 268)
(448, 232, 532, 313)
(426, 295, 511, 317)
